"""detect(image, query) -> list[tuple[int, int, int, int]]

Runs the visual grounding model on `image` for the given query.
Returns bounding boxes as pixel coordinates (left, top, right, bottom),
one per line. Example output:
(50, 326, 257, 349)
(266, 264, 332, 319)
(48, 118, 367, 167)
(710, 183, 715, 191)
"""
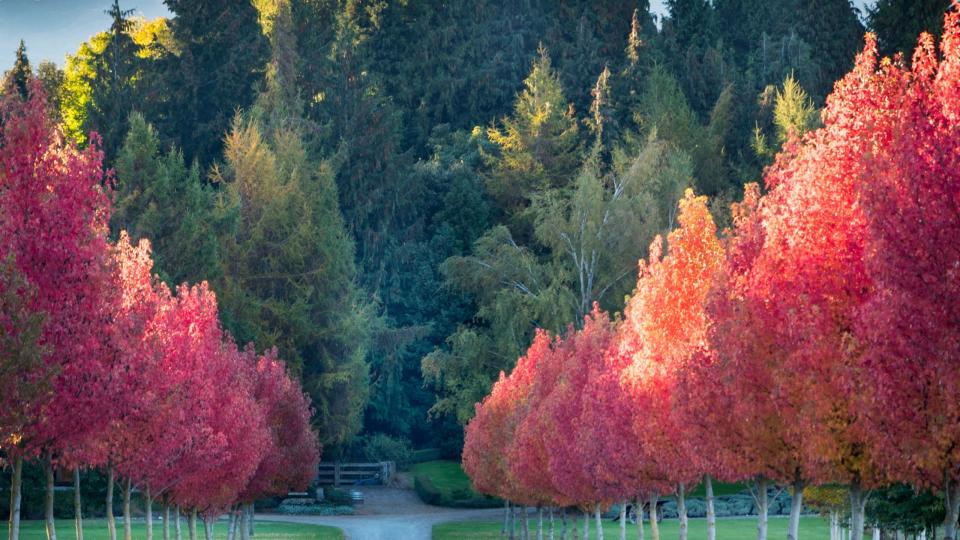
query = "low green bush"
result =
(323, 488, 353, 506)
(276, 502, 354, 516)
(414, 475, 443, 506)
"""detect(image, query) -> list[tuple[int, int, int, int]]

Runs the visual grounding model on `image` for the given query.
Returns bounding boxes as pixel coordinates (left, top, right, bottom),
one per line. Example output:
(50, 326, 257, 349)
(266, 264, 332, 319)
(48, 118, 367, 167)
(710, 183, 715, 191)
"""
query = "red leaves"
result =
(0, 84, 319, 514)
(464, 7, 960, 504)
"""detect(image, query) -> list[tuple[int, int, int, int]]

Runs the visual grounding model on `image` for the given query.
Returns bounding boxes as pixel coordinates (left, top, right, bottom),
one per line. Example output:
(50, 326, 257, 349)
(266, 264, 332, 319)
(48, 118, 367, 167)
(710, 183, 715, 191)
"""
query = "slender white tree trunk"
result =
(538, 507, 544, 540)
(873, 527, 881, 540)
(242, 505, 252, 540)
(73, 469, 83, 540)
(549, 507, 555, 540)
(944, 478, 960, 540)
(582, 510, 589, 540)
(594, 505, 604, 540)
(509, 504, 516, 540)
(175, 507, 182, 540)
(830, 511, 838, 540)
(106, 467, 116, 540)
(145, 486, 153, 540)
(705, 476, 716, 540)
(247, 503, 254, 537)
(849, 482, 868, 540)
(788, 477, 805, 540)
(227, 507, 238, 540)
(163, 505, 170, 540)
(636, 497, 645, 540)
(677, 484, 687, 540)
(203, 519, 212, 540)
(503, 501, 510, 539)
(561, 508, 568, 540)
(523, 507, 530, 540)
(188, 509, 197, 540)
(45, 459, 57, 540)
(619, 501, 627, 540)
(754, 478, 769, 540)
(9, 456, 22, 540)
(649, 494, 660, 540)
(123, 478, 132, 540)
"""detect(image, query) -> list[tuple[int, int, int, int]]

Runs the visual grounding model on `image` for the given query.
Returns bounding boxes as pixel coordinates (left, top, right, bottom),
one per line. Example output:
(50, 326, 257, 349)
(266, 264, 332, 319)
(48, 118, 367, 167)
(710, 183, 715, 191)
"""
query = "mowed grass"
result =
(411, 460, 477, 497)
(14, 519, 343, 540)
(434, 515, 831, 540)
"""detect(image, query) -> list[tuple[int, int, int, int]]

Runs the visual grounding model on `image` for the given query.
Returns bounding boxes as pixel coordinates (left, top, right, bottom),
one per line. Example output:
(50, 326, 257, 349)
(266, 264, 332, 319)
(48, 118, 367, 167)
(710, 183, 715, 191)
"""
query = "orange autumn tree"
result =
(619, 189, 724, 540)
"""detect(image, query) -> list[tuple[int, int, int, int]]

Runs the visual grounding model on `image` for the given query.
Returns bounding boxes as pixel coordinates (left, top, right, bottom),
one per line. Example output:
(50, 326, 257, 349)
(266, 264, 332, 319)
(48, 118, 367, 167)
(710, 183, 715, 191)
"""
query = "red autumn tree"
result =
(618, 189, 724, 540)
(463, 339, 542, 510)
(508, 329, 568, 508)
(716, 30, 897, 540)
(235, 348, 321, 533)
(696, 183, 809, 540)
(0, 80, 115, 540)
(854, 9, 960, 539)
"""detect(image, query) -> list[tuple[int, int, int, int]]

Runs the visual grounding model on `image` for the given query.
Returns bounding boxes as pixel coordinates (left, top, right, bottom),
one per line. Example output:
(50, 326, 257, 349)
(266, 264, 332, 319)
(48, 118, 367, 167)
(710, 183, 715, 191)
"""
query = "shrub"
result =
(361, 433, 412, 466)
(323, 487, 353, 506)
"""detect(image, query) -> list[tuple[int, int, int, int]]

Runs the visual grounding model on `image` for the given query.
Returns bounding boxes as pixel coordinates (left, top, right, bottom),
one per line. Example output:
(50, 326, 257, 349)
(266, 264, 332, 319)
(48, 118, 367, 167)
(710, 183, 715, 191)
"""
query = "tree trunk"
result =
(145, 486, 153, 540)
(595, 505, 604, 540)
(788, 477, 805, 540)
(943, 478, 960, 540)
(582, 510, 589, 540)
(188, 509, 197, 540)
(239, 505, 249, 540)
(562, 508, 568, 540)
(649, 494, 660, 540)
(619, 501, 627, 540)
(229, 508, 240, 540)
(9, 456, 22, 540)
(73, 469, 83, 540)
(677, 484, 687, 540)
(754, 478, 769, 540)
(539, 507, 544, 540)
(175, 507, 182, 540)
(636, 497, 645, 540)
(247, 503, 254, 537)
(523, 507, 530, 540)
(503, 501, 510, 539)
(163, 505, 170, 540)
(106, 468, 116, 540)
(549, 507, 555, 540)
(123, 478, 132, 540)
(509, 504, 515, 540)
(45, 459, 57, 540)
(705, 476, 716, 540)
(203, 519, 212, 540)
(849, 481, 868, 540)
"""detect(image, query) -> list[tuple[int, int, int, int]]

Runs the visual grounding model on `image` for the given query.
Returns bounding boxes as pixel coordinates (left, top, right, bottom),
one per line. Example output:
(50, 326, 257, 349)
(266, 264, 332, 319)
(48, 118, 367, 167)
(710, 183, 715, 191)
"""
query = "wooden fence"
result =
(316, 461, 395, 487)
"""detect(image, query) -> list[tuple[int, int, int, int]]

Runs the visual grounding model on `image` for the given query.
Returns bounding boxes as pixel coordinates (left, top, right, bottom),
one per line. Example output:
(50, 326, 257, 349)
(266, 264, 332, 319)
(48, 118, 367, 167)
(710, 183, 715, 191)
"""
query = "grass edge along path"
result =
(433, 514, 832, 540)
(12, 519, 343, 540)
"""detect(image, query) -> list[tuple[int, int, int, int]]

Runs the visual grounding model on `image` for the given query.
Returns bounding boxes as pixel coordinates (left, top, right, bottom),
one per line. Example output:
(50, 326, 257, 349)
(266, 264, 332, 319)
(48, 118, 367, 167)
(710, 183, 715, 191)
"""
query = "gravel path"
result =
(259, 486, 502, 540)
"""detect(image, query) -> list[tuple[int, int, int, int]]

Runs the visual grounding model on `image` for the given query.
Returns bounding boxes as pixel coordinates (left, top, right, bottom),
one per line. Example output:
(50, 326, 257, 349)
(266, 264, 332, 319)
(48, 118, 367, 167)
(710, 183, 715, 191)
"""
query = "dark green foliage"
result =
(866, 484, 944, 535)
(213, 115, 370, 451)
(868, 0, 952, 59)
(112, 113, 221, 286)
(4, 40, 32, 100)
(154, 0, 270, 166)
(43, 0, 901, 457)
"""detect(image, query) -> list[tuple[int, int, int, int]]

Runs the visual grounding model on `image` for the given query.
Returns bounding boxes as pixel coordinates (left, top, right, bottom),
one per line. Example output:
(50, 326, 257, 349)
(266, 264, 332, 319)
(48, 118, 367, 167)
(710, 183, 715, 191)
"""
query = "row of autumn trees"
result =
(0, 80, 320, 540)
(465, 9, 960, 540)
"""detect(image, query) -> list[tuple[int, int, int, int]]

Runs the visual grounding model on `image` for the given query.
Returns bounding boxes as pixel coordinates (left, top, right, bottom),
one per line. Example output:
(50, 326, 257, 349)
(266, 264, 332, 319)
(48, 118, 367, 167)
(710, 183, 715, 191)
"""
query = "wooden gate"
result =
(316, 461, 395, 487)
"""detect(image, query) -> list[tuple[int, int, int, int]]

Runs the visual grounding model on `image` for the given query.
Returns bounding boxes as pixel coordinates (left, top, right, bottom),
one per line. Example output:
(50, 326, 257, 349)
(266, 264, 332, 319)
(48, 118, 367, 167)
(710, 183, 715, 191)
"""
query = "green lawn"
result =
(411, 460, 499, 508)
(13, 519, 342, 540)
(411, 460, 475, 495)
(434, 515, 831, 540)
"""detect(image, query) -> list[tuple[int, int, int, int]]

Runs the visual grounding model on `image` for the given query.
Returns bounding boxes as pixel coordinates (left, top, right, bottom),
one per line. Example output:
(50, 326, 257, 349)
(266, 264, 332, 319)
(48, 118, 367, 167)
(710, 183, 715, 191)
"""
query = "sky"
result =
(1, 0, 877, 70)
(0, 0, 170, 67)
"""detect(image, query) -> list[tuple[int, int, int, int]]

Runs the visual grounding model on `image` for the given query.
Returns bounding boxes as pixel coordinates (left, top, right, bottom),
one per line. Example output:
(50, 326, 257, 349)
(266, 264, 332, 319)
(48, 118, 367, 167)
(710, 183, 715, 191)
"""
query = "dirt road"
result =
(260, 486, 502, 540)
